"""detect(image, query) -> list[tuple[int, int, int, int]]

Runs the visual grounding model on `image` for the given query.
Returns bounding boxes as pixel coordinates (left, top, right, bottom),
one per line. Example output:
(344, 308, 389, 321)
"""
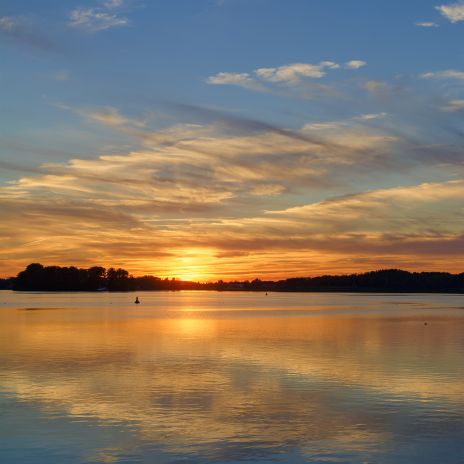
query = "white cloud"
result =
(0, 16, 16, 32)
(442, 99, 464, 111)
(207, 72, 264, 91)
(69, 7, 128, 32)
(207, 59, 366, 92)
(345, 60, 367, 70)
(103, 0, 124, 9)
(255, 61, 339, 84)
(436, 2, 464, 22)
(354, 113, 388, 121)
(421, 69, 464, 80)
(415, 21, 439, 27)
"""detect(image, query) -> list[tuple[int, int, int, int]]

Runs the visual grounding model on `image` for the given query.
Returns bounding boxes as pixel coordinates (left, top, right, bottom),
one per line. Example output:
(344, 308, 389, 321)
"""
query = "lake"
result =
(1, 291, 464, 463)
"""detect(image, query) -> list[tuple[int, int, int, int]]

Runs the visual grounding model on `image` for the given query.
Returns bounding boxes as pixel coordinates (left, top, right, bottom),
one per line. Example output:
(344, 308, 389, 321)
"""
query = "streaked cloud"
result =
(354, 113, 388, 121)
(0, 15, 60, 51)
(69, 1, 129, 32)
(267, 180, 464, 234)
(415, 21, 439, 27)
(84, 107, 146, 128)
(55, 103, 147, 130)
(206, 72, 266, 91)
(250, 184, 285, 196)
(436, 2, 464, 23)
(421, 69, 464, 80)
(0, 16, 16, 31)
(103, 0, 125, 8)
(442, 99, 464, 111)
(1, 100, 464, 278)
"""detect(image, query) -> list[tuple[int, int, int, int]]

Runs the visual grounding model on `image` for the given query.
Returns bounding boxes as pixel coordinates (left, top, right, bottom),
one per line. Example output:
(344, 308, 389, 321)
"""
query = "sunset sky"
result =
(1, 0, 464, 281)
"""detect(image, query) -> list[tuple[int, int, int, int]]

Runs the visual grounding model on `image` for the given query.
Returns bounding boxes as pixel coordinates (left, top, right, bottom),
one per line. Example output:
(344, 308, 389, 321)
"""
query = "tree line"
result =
(1, 263, 463, 293)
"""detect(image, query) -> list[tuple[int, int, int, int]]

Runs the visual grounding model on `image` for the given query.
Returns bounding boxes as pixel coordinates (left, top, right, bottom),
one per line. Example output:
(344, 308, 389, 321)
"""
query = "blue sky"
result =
(1, 0, 464, 278)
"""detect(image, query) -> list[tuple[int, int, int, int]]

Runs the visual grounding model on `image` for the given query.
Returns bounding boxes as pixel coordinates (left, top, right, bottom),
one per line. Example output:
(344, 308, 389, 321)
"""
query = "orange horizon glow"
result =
(2, 124, 464, 279)
(3, 255, 464, 282)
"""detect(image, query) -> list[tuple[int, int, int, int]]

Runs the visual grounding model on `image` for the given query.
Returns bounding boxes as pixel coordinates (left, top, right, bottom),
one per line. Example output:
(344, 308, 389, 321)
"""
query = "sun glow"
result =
(166, 249, 217, 282)
(177, 272, 202, 282)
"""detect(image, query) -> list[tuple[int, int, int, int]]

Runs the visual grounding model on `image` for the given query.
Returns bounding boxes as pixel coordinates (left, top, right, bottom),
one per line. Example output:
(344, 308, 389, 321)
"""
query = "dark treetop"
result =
(4, 263, 464, 293)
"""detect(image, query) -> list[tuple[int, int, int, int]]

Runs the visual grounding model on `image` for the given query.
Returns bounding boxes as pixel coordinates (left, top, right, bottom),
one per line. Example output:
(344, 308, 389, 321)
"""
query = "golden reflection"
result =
(1, 300, 464, 456)
(174, 318, 217, 337)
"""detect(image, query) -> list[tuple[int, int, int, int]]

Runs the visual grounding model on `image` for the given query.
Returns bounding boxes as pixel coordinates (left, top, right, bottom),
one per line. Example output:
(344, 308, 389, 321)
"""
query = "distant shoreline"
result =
(1, 263, 463, 294)
(1, 289, 464, 294)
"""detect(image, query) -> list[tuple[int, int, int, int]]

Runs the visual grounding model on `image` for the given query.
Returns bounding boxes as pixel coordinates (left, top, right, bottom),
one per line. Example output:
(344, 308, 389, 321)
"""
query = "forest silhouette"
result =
(0, 263, 463, 293)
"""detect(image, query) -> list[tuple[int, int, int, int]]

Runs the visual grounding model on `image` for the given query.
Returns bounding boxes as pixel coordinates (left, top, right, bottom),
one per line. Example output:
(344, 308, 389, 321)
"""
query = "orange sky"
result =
(2, 120, 464, 280)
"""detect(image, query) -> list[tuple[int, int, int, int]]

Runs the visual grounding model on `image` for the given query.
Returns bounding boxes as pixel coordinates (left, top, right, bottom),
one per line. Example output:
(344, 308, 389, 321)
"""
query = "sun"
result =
(178, 272, 202, 282)
(168, 249, 216, 282)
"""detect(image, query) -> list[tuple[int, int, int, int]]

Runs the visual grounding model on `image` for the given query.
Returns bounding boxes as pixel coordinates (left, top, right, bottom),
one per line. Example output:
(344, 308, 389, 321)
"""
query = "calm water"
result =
(1, 291, 464, 464)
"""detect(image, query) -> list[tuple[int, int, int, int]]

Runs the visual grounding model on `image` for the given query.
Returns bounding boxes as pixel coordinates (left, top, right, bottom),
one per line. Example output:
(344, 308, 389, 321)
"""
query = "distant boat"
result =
(134, 296, 140, 304)
(96, 287, 108, 292)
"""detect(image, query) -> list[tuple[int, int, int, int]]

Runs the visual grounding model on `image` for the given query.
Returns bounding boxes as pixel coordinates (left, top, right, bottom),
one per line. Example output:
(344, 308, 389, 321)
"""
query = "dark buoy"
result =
(265, 292, 268, 296)
(135, 296, 140, 304)
(424, 322, 427, 326)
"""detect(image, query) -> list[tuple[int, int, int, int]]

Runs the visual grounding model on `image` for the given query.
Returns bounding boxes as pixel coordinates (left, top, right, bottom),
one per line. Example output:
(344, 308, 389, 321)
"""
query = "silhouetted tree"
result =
(87, 266, 106, 290)
(10, 264, 464, 293)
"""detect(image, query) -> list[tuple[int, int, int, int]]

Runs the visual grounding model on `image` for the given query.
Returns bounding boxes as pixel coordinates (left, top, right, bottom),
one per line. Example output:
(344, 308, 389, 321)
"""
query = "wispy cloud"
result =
(206, 72, 266, 91)
(250, 184, 285, 196)
(0, 15, 60, 52)
(2, 100, 464, 278)
(415, 21, 439, 27)
(84, 107, 146, 128)
(0, 16, 16, 31)
(55, 104, 146, 129)
(267, 180, 464, 234)
(421, 69, 464, 80)
(436, 2, 464, 22)
(442, 99, 464, 111)
(354, 112, 388, 121)
(103, 0, 125, 8)
(69, 9, 128, 32)
(69, 1, 129, 32)
(3, 169, 464, 278)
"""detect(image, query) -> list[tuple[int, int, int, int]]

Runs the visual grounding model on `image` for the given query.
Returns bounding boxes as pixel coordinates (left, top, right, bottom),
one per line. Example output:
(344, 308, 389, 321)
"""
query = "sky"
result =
(1, 0, 464, 281)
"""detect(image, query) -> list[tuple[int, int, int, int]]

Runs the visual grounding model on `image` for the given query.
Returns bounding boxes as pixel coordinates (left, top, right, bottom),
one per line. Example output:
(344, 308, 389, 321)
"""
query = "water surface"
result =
(1, 291, 464, 463)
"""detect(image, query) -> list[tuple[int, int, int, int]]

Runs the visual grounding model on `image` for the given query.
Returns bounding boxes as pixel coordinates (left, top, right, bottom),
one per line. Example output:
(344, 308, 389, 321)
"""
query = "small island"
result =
(1, 263, 463, 293)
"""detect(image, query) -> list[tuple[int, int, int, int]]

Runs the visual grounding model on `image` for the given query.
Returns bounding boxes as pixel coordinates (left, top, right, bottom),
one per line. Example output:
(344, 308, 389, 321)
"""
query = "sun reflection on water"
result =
(1, 292, 464, 463)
